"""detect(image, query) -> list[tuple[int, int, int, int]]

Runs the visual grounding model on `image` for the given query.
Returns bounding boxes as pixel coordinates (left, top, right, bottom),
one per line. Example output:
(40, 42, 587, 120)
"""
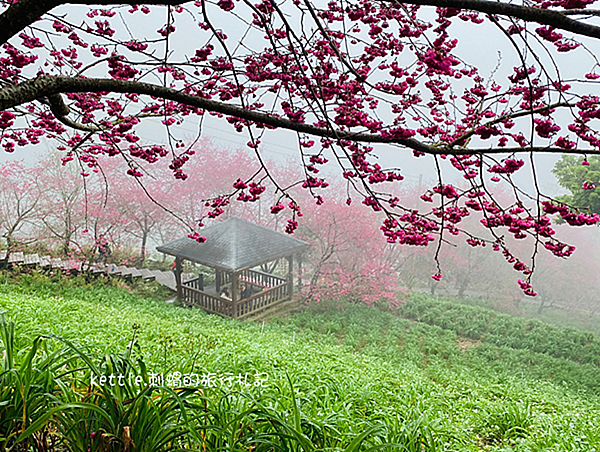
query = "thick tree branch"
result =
(0, 75, 437, 152)
(561, 8, 600, 16)
(46, 93, 101, 132)
(0, 75, 596, 156)
(393, 0, 600, 39)
(0, 0, 190, 45)
(3, 0, 600, 47)
(0, 0, 61, 46)
(72, 0, 188, 2)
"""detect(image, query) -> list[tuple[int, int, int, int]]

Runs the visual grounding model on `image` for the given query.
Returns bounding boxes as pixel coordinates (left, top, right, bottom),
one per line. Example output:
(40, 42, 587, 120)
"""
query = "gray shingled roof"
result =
(156, 217, 310, 272)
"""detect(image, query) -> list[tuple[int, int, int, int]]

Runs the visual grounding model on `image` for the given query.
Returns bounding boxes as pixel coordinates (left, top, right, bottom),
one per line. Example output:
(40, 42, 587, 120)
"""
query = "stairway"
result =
(0, 251, 193, 292)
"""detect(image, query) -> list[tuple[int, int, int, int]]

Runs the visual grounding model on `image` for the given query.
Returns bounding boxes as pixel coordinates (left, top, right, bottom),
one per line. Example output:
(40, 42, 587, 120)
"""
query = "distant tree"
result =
(35, 154, 88, 256)
(100, 159, 177, 265)
(553, 155, 600, 215)
(294, 183, 401, 307)
(0, 161, 40, 257)
(169, 140, 263, 228)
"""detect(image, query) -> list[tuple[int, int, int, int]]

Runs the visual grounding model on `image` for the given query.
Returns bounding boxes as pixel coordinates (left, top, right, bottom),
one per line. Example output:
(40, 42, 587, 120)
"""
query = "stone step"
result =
(128, 267, 143, 278)
(152, 270, 176, 290)
(109, 265, 127, 276)
(118, 266, 134, 276)
(22, 253, 40, 265)
(90, 263, 108, 274)
(138, 268, 155, 280)
(106, 264, 121, 275)
(0, 251, 6, 261)
(8, 252, 24, 264)
(39, 255, 52, 267)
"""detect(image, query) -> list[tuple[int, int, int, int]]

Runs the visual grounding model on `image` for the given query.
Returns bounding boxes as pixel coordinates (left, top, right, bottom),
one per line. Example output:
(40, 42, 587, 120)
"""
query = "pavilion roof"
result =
(156, 217, 309, 272)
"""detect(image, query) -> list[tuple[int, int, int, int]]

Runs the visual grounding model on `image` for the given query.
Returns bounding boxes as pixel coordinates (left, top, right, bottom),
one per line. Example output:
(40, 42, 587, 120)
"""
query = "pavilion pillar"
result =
(231, 271, 239, 319)
(175, 257, 183, 303)
(216, 269, 221, 293)
(287, 255, 293, 299)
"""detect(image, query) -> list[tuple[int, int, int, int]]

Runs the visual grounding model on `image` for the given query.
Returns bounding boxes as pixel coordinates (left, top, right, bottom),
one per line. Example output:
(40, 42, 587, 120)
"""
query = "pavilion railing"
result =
(235, 282, 289, 320)
(239, 269, 286, 289)
(182, 285, 231, 317)
(183, 275, 204, 291)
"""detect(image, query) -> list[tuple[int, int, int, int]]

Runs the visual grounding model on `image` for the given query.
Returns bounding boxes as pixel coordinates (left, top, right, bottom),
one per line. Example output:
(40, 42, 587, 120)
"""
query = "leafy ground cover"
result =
(0, 271, 598, 451)
(419, 291, 600, 337)
(398, 293, 600, 367)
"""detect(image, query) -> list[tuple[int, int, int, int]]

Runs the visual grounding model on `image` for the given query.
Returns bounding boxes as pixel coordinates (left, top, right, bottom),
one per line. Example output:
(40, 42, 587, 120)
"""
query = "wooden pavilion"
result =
(156, 217, 309, 320)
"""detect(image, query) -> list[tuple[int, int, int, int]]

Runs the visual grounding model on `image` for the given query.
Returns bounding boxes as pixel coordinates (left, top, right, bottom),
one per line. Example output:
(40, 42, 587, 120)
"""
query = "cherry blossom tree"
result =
(34, 153, 90, 255)
(3, 0, 600, 294)
(94, 157, 179, 264)
(168, 139, 265, 227)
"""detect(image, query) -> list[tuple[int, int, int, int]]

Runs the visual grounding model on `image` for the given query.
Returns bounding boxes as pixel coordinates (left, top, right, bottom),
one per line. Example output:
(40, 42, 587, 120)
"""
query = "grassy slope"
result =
(1, 271, 599, 451)
(420, 291, 600, 336)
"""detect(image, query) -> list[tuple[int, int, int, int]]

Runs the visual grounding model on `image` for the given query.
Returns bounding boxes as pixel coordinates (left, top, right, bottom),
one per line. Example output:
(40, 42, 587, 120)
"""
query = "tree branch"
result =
(561, 8, 600, 16)
(0, 0, 190, 46)
(3, 0, 600, 48)
(0, 75, 597, 156)
(47, 93, 100, 132)
(447, 102, 573, 148)
(393, 0, 600, 39)
(0, 0, 61, 46)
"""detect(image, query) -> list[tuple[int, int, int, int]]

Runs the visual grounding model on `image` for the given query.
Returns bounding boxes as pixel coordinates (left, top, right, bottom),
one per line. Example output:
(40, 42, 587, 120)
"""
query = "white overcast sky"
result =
(5, 1, 600, 199)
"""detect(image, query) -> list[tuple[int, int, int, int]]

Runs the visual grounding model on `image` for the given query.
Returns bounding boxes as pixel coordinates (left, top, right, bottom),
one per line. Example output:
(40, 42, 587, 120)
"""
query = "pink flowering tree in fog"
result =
(34, 153, 91, 256)
(3, 0, 600, 294)
(271, 175, 400, 307)
(95, 157, 180, 264)
(168, 139, 266, 227)
(287, 181, 400, 307)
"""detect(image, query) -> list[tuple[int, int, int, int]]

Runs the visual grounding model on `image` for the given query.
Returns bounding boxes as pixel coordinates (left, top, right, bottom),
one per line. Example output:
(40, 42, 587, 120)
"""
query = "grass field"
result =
(420, 291, 600, 336)
(0, 270, 598, 451)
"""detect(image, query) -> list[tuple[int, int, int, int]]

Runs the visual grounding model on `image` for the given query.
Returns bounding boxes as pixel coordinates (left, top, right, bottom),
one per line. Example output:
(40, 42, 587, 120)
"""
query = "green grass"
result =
(0, 270, 599, 451)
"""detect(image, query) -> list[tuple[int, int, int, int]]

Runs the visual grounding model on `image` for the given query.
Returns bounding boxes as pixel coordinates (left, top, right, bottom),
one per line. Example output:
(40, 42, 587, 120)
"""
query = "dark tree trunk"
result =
(139, 230, 148, 265)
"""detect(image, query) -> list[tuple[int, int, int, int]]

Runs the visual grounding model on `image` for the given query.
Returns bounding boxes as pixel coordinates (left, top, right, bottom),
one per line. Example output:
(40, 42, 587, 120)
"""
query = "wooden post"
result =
(287, 255, 293, 300)
(231, 271, 239, 319)
(175, 257, 183, 303)
(216, 269, 221, 293)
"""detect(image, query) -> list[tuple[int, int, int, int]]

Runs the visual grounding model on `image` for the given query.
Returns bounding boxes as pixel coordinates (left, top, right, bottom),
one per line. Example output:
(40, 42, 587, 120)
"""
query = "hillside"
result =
(0, 271, 598, 451)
